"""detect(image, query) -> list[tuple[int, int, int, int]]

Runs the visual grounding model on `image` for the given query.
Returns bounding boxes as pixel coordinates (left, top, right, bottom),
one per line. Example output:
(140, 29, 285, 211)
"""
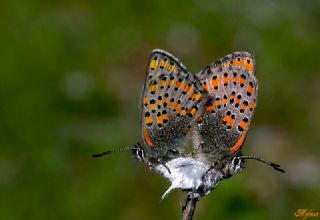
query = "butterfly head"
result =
(132, 143, 146, 162)
(223, 156, 245, 178)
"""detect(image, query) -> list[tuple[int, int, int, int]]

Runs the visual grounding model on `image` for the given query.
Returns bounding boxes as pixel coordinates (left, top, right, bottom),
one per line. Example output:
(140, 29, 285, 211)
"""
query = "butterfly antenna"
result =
(239, 155, 285, 173)
(92, 146, 134, 158)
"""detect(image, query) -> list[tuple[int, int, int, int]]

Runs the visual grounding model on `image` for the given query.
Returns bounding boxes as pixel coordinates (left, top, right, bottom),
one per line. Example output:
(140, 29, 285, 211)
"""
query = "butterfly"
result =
(93, 49, 285, 199)
(144, 50, 284, 199)
(93, 49, 204, 168)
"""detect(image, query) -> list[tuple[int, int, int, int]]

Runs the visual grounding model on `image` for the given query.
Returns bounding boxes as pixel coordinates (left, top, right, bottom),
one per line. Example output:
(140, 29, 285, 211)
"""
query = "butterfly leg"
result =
(187, 188, 201, 199)
(161, 162, 172, 174)
(201, 165, 214, 180)
(149, 159, 172, 174)
(161, 182, 178, 200)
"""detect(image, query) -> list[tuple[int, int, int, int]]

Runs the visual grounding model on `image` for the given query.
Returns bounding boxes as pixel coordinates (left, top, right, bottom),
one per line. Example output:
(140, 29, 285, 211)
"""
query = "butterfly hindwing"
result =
(195, 52, 258, 159)
(141, 49, 203, 161)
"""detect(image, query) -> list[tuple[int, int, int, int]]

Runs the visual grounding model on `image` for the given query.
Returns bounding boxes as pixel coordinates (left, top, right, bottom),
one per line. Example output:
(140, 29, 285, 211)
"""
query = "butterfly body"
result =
(156, 156, 244, 198)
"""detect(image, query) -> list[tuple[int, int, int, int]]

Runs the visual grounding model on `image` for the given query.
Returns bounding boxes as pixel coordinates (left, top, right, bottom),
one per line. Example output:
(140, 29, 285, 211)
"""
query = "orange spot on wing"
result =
(150, 84, 157, 93)
(215, 99, 222, 107)
(175, 81, 183, 90)
(240, 103, 247, 112)
(247, 84, 254, 95)
(166, 64, 177, 72)
(190, 92, 201, 101)
(169, 79, 175, 87)
(150, 104, 156, 111)
(169, 100, 174, 109)
(223, 115, 234, 127)
(194, 93, 202, 101)
(250, 100, 256, 111)
(202, 83, 209, 92)
(159, 60, 168, 68)
(189, 107, 197, 116)
(238, 120, 248, 130)
(235, 97, 241, 106)
(145, 116, 153, 124)
(157, 115, 162, 125)
(171, 66, 178, 72)
(244, 59, 253, 72)
(186, 85, 193, 93)
(143, 98, 148, 106)
(162, 114, 168, 121)
(161, 80, 166, 88)
(183, 83, 189, 93)
(143, 126, 153, 146)
(229, 131, 247, 151)
(233, 58, 242, 67)
(174, 102, 181, 111)
(164, 96, 168, 104)
(233, 74, 238, 84)
(178, 109, 187, 116)
(223, 96, 228, 106)
(240, 77, 246, 85)
(159, 60, 166, 68)
(150, 60, 158, 69)
(211, 78, 219, 89)
(223, 75, 229, 85)
(183, 83, 193, 94)
(206, 105, 215, 112)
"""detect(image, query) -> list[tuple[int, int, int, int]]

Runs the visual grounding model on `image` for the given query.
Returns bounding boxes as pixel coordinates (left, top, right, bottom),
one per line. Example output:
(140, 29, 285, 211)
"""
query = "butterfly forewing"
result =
(195, 52, 258, 159)
(141, 49, 203, 161)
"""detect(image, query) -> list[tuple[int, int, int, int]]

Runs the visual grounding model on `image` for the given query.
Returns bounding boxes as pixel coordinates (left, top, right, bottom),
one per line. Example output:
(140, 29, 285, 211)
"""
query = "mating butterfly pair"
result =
(94, 49, 284, 199)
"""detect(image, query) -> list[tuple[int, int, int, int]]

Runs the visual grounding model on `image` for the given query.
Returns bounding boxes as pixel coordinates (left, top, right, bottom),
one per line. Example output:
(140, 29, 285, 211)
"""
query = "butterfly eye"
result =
(133, 148, 145, 161)
(233, 157, 240, 166)
(138, 149, 144, 158)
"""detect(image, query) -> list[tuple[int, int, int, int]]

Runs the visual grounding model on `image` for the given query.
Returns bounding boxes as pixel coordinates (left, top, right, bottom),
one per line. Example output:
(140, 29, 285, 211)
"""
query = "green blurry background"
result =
(0, 0, 319, 219)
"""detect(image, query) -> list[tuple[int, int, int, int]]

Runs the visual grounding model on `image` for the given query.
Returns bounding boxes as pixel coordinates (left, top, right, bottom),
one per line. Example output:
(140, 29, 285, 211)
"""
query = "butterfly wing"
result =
(195, 52, 258, 160)
(141, 49, 203, 162)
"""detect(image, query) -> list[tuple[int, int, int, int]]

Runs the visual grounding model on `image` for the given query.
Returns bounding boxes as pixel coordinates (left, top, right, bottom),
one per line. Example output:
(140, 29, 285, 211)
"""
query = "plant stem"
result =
(182, 196, 198, 220)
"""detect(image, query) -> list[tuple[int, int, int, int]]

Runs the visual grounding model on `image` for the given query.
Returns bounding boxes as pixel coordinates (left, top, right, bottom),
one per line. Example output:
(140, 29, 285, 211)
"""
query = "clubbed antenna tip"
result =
(92, 146, 133, 158)
(269, 162, 285, 173)
(239, 155, 285, 173)
(92, 150, 113, 158)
